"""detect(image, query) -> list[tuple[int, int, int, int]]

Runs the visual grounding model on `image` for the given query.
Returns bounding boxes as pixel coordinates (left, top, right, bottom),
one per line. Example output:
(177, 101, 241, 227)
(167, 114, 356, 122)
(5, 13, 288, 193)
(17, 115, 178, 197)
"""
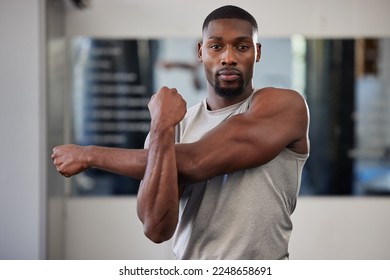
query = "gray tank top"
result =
(172, 91, 308, 259)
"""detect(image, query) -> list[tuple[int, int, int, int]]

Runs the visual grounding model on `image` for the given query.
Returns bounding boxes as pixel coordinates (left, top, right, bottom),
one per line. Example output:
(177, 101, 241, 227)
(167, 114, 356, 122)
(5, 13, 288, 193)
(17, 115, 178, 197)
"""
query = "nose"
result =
(221, 47, 237, 66)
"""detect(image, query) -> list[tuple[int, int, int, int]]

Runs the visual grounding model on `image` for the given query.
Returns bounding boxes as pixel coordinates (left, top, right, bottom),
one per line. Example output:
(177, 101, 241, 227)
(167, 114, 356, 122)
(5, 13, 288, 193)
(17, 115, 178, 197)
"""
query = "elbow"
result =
(178, 155, 210, 184)
(177, 144, 210, 184)
(144, 225, 174, 244)
(142, 219, 176, 244)
(137, 201, 178, 243)
(144, 231, 169, 244)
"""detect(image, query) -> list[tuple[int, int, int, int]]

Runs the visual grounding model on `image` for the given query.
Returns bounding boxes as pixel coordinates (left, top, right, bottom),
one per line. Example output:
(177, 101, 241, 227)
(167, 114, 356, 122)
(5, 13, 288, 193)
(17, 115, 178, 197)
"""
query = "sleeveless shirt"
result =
(172, 90, 309, 259)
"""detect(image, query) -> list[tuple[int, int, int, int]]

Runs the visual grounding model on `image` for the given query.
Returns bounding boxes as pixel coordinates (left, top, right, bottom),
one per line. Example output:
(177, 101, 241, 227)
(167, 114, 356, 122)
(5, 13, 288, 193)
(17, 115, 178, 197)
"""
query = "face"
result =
(198, 18, 261, 98)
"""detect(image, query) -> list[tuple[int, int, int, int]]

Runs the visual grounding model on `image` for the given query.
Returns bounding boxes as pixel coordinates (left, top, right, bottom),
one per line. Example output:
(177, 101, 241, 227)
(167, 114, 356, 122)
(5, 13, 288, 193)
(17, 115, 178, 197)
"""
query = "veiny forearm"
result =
(86, 145, 148, 180)
(137, 126, 179, 243)
(82, 144, 196, 184)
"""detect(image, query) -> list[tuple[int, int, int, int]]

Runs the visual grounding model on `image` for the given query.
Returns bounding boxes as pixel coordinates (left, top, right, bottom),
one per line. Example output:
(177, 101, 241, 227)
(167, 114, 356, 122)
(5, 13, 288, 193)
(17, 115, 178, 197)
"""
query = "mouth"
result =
(217, 69, 241, 82)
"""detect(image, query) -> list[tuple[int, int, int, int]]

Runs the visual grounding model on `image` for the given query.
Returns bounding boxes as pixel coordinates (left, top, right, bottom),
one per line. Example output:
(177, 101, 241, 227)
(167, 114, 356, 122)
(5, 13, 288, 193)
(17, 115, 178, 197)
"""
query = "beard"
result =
(214, 75, 245, 98)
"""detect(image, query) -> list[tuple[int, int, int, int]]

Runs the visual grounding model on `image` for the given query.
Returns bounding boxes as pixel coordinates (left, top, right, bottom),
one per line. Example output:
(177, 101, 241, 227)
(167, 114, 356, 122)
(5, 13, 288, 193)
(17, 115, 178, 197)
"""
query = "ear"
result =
(256, 43, 261, 62)
(197, 42, 203, 62)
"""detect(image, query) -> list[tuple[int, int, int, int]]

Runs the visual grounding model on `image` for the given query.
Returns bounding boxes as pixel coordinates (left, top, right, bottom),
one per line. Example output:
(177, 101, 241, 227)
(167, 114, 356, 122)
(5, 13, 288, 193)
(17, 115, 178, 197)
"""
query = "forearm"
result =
(85, 145, 148, 180)
(137, 125, 179, 243)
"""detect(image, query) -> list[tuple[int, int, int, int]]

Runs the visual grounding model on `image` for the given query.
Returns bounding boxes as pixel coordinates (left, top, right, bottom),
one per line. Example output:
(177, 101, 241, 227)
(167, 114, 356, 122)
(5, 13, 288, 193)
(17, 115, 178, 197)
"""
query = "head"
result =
(199, 5, 261, 98)
(202, 5, 258, 34)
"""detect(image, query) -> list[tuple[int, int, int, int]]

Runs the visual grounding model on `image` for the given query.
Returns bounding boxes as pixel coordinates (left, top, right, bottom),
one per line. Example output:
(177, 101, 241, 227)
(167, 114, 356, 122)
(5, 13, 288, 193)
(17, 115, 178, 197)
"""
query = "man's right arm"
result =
(52, 88, 309, 184)
(51, 144, 147, 180)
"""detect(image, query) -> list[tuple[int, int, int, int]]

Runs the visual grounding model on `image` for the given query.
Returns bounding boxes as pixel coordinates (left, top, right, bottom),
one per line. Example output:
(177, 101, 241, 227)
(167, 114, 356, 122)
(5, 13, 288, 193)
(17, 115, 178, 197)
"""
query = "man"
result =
(52, 5, 310, 259)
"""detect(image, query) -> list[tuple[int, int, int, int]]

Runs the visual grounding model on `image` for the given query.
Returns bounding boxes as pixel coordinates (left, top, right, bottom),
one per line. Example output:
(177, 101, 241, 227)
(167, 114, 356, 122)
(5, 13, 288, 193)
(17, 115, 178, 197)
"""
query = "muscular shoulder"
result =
(249, 87, 308, 117)
(248, 87, 309, 153)
(252, 87, 306, 105)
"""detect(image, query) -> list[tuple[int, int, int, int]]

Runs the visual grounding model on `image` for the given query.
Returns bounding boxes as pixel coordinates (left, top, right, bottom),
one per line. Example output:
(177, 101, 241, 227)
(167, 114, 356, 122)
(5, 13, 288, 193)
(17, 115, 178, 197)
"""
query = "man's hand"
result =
(51, 144, 89, 177)
(148, 87, 187, 130)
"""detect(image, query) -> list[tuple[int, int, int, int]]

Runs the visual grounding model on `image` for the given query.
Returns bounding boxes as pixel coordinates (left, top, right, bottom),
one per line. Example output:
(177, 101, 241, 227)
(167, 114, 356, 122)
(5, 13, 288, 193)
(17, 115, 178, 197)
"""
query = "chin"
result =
(215, 87, 243, 98)
(215, 78, 244, 95)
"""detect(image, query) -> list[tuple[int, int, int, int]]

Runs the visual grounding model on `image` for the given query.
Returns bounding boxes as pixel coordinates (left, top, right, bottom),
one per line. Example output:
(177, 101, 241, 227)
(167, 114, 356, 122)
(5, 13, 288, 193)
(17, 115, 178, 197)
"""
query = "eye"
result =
(237, 44, 250, 51)
(209, 44, 222, 50)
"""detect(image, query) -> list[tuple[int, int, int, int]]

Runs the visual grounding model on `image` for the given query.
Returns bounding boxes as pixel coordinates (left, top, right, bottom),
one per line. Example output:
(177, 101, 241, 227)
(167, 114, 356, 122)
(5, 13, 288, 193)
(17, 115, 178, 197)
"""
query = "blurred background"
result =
(1, 0, 390, 260)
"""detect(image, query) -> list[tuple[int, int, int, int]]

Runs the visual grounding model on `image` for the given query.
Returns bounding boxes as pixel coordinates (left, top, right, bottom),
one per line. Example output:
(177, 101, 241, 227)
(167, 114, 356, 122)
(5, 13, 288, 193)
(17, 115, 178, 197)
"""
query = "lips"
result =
(218, 69, 241, 82)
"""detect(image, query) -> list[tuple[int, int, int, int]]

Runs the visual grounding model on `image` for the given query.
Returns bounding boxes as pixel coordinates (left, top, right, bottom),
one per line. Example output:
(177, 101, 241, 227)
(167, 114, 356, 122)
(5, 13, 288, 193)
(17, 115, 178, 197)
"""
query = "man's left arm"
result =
(136, 87, 186, 243)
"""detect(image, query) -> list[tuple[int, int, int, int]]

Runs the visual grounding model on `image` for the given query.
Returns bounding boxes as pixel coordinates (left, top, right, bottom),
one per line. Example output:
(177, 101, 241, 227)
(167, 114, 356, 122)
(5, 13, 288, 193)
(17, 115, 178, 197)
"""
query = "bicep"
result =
(181, 116, 289, 177)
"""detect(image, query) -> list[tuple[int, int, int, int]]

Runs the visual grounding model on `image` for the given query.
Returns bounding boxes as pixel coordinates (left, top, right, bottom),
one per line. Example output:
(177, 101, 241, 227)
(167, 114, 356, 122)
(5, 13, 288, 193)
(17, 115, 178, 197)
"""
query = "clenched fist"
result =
(51, 144, 89, 177)
(148, 87, 187, 130)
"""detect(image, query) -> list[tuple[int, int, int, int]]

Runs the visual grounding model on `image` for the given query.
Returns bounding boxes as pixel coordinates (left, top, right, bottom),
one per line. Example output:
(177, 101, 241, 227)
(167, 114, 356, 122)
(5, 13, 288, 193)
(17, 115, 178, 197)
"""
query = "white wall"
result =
(290, 197, 390, 259)
(65, 198, 173, 259)
(65, 197, 390, 260)
(0, 0, 45, 259)
(65, 0, 390, 38)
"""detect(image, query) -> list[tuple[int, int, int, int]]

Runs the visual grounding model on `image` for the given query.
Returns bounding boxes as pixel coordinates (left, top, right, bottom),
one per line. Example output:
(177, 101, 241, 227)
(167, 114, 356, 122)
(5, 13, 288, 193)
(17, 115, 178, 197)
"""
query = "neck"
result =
(206, 85, 254, 110)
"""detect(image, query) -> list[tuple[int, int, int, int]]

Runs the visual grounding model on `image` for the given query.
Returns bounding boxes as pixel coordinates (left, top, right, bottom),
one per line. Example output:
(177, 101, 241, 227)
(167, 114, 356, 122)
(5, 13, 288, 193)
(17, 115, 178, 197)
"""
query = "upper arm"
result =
(176, 88, 309, 182)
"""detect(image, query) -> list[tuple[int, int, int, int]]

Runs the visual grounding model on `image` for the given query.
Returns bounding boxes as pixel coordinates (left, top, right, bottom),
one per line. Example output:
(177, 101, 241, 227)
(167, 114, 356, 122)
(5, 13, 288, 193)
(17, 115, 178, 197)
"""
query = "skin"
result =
(52, 18, 310, 243)
(137, 87, 186, 242)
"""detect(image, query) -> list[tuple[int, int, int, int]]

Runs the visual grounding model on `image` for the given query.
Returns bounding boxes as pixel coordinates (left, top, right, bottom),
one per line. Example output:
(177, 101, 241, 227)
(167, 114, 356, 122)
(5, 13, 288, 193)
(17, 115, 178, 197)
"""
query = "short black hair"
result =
(202, 5, 258, 33)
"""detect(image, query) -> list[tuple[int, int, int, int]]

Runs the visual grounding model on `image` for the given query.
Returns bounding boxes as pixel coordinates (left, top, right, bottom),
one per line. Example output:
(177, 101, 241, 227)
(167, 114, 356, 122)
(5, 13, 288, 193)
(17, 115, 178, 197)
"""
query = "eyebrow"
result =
(206, 36, 223, 41)
(206, 36, 253, 41)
